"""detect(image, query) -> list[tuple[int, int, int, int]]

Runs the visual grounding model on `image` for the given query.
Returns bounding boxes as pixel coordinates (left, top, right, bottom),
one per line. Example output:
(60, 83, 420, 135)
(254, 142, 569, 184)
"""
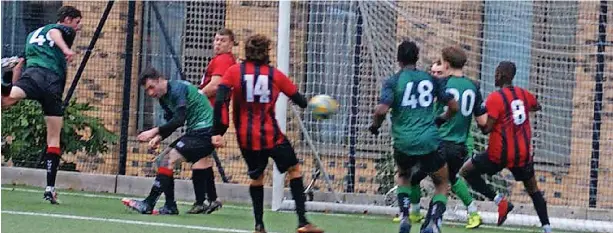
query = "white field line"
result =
(0, 187, 583, 233)
(1, 210, 273, 233)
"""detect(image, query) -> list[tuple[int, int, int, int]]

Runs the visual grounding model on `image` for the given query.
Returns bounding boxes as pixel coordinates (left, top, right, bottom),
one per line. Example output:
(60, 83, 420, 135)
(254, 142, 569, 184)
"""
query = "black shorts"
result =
(394, 147, 446, 179)
(173, 127, 215, 163)
(14, 67, 65, 116)
(410, 141, 467, 185)
(471, 152, 535, 181)
(240, 140, 299, 180)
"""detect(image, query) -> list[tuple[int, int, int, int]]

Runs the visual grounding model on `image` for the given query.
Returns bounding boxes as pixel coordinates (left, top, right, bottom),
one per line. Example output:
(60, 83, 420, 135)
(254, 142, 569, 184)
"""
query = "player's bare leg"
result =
(188, 156, 221, 214)
(42, 116, 63, 204)
(459, 159, 511, 226)
(523, 176, 552, 233)
(250, 173, 267, 233)
(1, 85, 26, 109)
(123, 149, 181, 215)
(288, 165, 323, 233)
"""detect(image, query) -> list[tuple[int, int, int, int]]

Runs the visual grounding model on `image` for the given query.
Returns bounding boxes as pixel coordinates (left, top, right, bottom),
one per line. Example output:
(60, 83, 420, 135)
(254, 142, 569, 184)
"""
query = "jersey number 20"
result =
(244, 74, 271, 103)
(29, 27, 55, 47)
(401, 80, 433, 108)
(445, 88, 476, 116)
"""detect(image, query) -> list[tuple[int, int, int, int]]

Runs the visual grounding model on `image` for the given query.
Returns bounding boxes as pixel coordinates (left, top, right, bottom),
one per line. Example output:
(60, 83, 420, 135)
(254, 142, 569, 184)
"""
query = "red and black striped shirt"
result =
(218, 62, 298, 150)
(485, 86, 538, 168)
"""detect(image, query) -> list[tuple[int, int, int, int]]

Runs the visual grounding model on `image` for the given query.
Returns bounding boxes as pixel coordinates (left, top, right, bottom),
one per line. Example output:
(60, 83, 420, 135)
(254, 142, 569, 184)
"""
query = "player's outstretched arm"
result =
(276, 71, 307, 108)
(369, 104, 390, 135)
(369, 76, 395, 135)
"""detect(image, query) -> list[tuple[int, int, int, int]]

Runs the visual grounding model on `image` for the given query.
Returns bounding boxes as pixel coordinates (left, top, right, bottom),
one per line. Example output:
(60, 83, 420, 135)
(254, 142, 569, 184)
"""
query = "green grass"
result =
(1, 186, 542, 233)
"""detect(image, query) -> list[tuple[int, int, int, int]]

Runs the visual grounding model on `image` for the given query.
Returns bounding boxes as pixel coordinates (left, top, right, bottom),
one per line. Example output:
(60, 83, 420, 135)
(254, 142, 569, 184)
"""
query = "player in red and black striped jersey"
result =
(459, 61, 552, 233)
(186, 29, 237, 215)
(212, 34, 323, 233)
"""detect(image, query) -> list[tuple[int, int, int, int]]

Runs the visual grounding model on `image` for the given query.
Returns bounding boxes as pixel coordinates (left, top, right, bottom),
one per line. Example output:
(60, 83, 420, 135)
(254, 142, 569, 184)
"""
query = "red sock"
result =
(46, 146, 61, 155)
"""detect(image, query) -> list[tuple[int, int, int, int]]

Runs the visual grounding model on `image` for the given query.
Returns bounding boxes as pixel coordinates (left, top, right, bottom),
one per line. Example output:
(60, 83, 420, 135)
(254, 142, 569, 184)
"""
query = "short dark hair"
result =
(245, 34, 271, 66)
(139, 67, 162, 85)
(496, 61, 516, 80)
(441, 47, 467, 69)
(217, 28, 236, 45)
(57, 6, 82, 22)
(397, 40, 419, 66)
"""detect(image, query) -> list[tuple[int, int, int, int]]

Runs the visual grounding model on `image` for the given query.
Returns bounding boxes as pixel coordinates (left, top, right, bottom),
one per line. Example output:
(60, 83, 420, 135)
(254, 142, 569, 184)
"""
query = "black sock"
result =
(465, 172, 497, 200)
(397, 191, 410, 218)
(164, 175, 175, 205)
(249, 185, 265, 227)
(530, 191, 550, 226)
(204, 167, 218, 201)
(45, 153, 60, 187)
(144, 174, 165, 206)
(289, 178, 309, 226)
(192, 169, 207, 205)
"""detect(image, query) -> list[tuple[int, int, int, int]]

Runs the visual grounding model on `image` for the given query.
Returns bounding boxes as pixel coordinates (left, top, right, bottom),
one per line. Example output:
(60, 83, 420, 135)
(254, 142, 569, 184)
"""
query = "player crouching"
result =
(122, 67, 219, 215)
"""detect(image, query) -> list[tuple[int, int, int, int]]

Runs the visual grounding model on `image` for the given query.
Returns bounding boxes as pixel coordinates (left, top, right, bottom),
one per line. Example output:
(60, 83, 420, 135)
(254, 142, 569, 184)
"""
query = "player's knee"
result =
(287, 164, 302, 179)
(251, 174, 265, 186)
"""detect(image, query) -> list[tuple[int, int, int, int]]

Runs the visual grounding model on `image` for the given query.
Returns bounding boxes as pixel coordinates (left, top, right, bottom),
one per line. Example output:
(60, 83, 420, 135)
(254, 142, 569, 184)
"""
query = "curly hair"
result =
(244, 34, 271, 66)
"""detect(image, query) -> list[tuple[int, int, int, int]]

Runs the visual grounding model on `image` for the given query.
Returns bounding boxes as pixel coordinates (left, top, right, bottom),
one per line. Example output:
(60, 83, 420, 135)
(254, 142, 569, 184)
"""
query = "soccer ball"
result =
(308, 94, 339, 120)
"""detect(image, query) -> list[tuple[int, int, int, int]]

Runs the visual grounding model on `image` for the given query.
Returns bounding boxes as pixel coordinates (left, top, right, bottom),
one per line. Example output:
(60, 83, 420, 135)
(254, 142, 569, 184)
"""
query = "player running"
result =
(212, 34, 323, 233)
(368, 40, 459, 233)
(405, 48, 485, 229)
(122, 67, 217, 215)
(1, 6, 82, 204)
(185, 28, 237, 215)
(459, 61, 552, 233)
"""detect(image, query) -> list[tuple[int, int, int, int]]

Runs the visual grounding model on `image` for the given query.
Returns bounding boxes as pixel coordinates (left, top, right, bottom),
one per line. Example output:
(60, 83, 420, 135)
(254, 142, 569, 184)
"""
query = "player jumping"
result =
(212, 34, 323, 233)
(459, 61, 552, 233)
(406, 48, 485, 229)
(122, 67, 217, 215)
(185, 28, 237, 215)
(1, 6, 82, 204)
(369, 40, 459, 233)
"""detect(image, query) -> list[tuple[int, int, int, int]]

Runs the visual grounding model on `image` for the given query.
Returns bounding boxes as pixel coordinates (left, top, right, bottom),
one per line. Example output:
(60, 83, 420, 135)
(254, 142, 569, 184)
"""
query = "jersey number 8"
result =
(510, 99, 526, 125)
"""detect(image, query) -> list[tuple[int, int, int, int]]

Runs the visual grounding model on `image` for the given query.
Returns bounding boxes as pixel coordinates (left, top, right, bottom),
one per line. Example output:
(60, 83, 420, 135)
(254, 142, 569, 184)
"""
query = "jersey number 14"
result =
(244, 74, 271, 103)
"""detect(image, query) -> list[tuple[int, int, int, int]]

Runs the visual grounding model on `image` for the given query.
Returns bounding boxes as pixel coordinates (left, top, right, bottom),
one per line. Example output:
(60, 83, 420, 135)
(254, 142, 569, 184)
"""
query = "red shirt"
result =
(485, 86, 538, 168)
(220, 62, 298, 150)
(200, 53, 236, 104)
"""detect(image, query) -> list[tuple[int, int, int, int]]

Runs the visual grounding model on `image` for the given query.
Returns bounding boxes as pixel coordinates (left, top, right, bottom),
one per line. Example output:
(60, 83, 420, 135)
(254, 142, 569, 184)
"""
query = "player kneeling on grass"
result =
(459, 61, 552, 233)
(369, 40, 459, 233)
(404, 48, 486, 229)
(122, 67, 220, 215)
(1, 6, 82, 205)
(211, 34, 323, 233)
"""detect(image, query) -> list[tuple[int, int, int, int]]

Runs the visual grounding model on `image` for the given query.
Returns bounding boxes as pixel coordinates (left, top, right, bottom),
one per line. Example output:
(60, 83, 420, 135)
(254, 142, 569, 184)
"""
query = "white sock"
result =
(494, 193, 504, 205)
(543, 224, 552, 233)
(467, 201, 478, 214)
(45, 186, 55, 192)
(410, 204, 420, 214)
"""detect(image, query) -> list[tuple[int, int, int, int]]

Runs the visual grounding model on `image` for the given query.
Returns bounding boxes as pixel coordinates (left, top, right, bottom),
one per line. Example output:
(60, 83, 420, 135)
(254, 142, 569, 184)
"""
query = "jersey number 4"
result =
(244, 74, 271, 103)
(401, 80, 433, 108)
(29, 27, 55, 47)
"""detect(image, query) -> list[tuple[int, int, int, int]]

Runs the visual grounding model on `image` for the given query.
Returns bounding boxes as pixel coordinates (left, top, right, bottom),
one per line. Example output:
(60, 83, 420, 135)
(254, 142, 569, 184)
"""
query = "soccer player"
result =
(368, 40, 459, 233)
(186, 28, 237, 215)
(122, 67, 217, 215)
(459, 61, 551, 233)
(1, 6, 82, 204)
(405, 49, 486, 229)
(212, 34, 323, 233)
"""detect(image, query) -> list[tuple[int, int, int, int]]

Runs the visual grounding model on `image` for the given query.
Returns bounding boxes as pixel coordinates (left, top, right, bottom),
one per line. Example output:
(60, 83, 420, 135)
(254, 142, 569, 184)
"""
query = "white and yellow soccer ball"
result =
(308, 94, 339, 120)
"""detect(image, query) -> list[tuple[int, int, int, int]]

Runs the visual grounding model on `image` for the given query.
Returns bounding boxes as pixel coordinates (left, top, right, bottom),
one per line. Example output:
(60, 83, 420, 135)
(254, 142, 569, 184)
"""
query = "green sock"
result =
(432, 193, 448, 205)
(409, 185, 421, 205)
(452, 179, 474, 207)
